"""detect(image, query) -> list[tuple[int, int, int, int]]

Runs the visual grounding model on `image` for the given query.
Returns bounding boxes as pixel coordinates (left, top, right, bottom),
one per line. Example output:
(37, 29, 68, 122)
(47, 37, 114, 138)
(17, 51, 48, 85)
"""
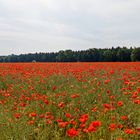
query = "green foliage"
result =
(0, 47, 140, 62)
(131, 48, 140, 61)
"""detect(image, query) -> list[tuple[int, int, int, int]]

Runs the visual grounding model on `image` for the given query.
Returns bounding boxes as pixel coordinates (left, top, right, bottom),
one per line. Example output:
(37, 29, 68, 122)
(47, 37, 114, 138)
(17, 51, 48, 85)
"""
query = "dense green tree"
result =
(0, 47, 139, 62)
(116, 47, 131, 62)
(103, 50, 112, 61)
(131, 47, 140, 61)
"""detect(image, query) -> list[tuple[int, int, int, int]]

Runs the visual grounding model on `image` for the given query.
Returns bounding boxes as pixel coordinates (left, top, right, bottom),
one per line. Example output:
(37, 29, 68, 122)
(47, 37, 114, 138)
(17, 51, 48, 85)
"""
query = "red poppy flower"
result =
(65, 113, 71, 118)
(109, 123, 116, 131)
(91, 120, 101, 127)
(27, 120, 34, 125)
(14, 113, 21, 119)
(29, 112, 37, 117)
(124, 129, 134, 134)
(58, 102, 64, 108)
(117, 101, 123, 106)
(121, 116, 127, 121)
(66, 128, 78, 137)
(59, 121, 68, 128)
(104, 103, 110, 109)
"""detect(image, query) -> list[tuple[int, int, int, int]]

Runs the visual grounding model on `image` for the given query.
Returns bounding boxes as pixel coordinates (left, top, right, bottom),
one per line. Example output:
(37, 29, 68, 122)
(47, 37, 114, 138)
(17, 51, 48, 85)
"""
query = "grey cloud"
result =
(0, 0, 140, 55)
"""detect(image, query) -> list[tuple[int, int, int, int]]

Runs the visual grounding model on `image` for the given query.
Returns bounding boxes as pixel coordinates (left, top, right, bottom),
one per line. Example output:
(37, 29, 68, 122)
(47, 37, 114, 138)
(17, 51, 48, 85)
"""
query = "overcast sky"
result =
(0, 0, 140, 55)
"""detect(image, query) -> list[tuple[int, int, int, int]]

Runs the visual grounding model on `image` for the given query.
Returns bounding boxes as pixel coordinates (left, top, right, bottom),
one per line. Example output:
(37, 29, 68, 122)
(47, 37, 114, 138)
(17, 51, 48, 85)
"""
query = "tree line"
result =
(0, 47, 140, 62)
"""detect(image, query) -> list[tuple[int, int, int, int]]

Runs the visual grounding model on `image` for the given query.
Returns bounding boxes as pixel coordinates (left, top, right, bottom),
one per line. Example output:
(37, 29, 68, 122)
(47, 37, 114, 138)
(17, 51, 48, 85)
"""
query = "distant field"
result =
(0, 62, 140, 140)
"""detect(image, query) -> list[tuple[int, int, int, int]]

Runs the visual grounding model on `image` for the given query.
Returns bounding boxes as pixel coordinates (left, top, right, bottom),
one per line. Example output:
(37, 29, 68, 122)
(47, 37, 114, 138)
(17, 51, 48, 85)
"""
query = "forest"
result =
(0, 47, 140, 62)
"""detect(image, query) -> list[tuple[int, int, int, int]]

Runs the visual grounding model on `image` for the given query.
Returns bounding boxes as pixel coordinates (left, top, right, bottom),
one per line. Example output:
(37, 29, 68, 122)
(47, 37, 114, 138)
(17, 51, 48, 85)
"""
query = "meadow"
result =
(0, 62, 140, 140)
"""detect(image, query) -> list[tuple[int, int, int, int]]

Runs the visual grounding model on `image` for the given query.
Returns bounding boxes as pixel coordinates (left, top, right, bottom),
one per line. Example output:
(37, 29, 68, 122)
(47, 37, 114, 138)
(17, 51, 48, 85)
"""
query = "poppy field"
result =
(0, 62, 140, 140)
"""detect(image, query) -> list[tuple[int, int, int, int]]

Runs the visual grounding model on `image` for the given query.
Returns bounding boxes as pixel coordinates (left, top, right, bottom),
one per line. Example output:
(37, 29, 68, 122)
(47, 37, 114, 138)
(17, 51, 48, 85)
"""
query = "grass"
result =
(0, 62, 140, 140)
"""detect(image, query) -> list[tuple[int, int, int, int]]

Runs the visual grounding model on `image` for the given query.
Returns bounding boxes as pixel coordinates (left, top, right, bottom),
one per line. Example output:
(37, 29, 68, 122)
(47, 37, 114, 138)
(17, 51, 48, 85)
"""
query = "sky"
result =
(0, 0, 140, 55)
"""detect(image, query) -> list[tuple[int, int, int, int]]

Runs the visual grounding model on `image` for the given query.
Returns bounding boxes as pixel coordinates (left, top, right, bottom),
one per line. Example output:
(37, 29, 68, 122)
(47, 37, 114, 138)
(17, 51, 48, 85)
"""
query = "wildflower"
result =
(104, 79, 110, 84)
(116, 138, 123, 140)
(19, 102, 26, 107)
(44, 100, 49, 105)
(104, 103, 110, 110)
(59, 121, 68, 128)
(29, 112, 37, 117)
(65, 113, 71, 118)
(46, 112, 51, 115)
(111, 116, 115, 121)
(52, 86, 57, 91)
(136, 127, 140, 131)
(124, 129, 134, 134)
(109, 123, 116, 131)
(66, 128, 78, 137)
(39, 114, 45, 119)
(88, 124, 96, 132)
(83, 128, 88, 133)
(117, 101, 123, 106)
(91, 107, 97, 112)
(49, 115, 54, 120)
(118, 124, 123, 129)
(121, 116, 127, 121)
(25, 97, 30, 101)
(80, 123, 86, 129)
(46, 120, 52, 124)
(137, 87, 140, 92)
(91, 120, 101, 127)
(134, 99, 140, 105)
(69, 119, 77, 125)
(79, 114, 88, 123)
(71, 94, 80, 98)
(87, 120, 101, 132)
(14, 113, 21, 119)
(57, 119, 62, 123)
(27, 120, 34, 125)
(131, 91, 138, 99)
(58, 102, 64, 108)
